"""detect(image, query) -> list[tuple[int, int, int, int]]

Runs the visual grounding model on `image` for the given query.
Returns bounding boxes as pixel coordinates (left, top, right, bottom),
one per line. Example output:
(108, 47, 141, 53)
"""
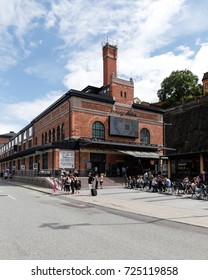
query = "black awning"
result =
(117, 150, 160, 159)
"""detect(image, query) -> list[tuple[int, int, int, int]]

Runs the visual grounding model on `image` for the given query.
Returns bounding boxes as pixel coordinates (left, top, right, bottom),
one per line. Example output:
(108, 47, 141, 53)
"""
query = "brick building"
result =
(164, 96, 208, 179)
(0, 131, 16, 146)
(0, 40, 164, 177)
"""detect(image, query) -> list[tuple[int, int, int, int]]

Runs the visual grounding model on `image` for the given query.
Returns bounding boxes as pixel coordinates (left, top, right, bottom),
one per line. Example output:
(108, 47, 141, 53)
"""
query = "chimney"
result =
(102, 38, 117, 87)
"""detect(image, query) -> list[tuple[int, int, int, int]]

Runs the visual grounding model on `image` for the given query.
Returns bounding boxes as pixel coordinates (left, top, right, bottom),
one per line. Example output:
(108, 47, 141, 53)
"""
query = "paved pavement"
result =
(3, 179, 208, 229)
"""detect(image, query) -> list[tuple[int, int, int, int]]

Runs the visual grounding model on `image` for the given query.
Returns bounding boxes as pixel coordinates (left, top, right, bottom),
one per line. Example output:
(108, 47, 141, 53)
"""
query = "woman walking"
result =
(99, 173, 104, 189)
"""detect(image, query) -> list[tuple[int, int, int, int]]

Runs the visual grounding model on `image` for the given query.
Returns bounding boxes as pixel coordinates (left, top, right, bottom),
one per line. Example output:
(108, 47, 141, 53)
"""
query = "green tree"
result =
(157, 70, 202, 107)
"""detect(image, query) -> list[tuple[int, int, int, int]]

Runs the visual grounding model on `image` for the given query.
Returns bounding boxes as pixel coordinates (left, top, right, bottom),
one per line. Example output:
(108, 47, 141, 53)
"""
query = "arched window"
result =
(49, 130, 51, 143)
(57, 126, 60, 141)
(92, 121, 105, 140)
(52, 128, 55, 142)
(45, 132, 47, 144)
(140, 128, 150, 144)
(61, 123, 65, 140)
(42, 133, 44, 145)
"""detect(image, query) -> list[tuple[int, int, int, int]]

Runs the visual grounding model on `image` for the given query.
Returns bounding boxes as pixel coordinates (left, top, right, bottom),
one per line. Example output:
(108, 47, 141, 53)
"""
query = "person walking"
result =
(64, 174, 71, 195)
(52, 177, 57, 193)
(4, 171, 8, 180)
(70, 174, 75, 194)
(95, 173, 99, 189)
(88, 172, 94, 194)
(99, 173, 104, 189)
(75, 177, 81, 194)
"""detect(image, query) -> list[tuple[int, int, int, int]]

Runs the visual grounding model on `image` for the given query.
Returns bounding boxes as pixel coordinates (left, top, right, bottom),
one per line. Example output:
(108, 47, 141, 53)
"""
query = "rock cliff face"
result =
(164, 98, 208, 155)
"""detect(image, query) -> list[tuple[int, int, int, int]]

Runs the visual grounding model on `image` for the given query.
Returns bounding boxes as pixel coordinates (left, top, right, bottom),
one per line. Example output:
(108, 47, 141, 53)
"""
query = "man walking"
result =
(88, 172, 94, 194)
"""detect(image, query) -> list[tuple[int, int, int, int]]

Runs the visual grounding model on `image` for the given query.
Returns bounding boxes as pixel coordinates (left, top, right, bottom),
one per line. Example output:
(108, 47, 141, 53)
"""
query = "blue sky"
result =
(1, 0, 208, 134)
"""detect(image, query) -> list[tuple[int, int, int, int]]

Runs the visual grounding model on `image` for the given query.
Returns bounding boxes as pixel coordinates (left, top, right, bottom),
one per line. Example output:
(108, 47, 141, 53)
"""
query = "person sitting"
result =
(157, 175, 164, 192)
(183, 176, 191, 194)
(151, 176, 158, 192)
(128, 176, 134, 188)
(165, 177, 172, 192)
(136, 175, 144, 189)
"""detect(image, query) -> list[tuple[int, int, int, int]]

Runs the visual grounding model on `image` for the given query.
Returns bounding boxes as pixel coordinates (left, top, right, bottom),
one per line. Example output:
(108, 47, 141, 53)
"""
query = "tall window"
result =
(42, 153, 48, 169)
(49, 130, 51, 143)
(45, 132, 47, 144)
(52, 128, 55, 142)
(57, 126, 60, 141)
(92, 121, 105, 140)
(140, 128, 150, 144)
(29, 156, 33, 170)
(61, 123, 65, 140)
(42, 133, 44, 145)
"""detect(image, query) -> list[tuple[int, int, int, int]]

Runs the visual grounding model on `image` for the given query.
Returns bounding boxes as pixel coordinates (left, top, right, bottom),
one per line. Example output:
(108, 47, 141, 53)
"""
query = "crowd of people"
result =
(175, 171, 207, 197)
(124, 171, 173, 193)
(0, 170, 13, 180)
(53, 170, 81, 195)
(54, 168, 105, 195)
(123, 170, 207, 198)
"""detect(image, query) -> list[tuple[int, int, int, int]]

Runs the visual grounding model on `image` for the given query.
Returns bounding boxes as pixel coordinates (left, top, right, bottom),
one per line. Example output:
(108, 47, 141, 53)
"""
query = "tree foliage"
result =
(157, 70, 203, 107)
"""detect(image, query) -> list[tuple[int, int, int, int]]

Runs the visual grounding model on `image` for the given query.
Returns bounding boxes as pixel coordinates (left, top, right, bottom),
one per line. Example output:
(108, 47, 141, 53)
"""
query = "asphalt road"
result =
(0, 181, 208, 260)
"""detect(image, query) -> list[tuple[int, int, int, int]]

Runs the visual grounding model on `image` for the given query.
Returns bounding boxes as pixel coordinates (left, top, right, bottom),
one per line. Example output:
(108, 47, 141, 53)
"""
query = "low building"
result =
(0, 40, 164, 177)
(164, 93, 208, 179)
(0, 131, 16, 146)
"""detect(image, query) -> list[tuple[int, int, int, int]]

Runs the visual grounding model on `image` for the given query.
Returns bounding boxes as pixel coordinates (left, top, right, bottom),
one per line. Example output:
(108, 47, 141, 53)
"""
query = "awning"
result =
(117, 150, 160, 159)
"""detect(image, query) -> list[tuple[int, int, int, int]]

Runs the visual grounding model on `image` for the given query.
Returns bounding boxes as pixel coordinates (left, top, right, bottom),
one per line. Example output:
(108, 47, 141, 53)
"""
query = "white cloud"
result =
(0, 0, 46, 70)
(63, 46, 102, 90)
(0, 91, 63, 134)
(1, 0, 208, 134)
(190, 43, 208, 82)
(59, 0, 208, 103)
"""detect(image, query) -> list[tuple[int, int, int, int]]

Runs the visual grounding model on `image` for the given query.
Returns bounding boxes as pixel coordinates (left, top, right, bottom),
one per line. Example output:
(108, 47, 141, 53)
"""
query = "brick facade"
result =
(0, 42, 164, 177)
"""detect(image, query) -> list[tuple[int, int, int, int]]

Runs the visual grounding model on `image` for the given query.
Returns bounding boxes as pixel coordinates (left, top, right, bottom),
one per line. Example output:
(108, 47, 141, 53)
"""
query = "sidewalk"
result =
(8, 180, 208, 228)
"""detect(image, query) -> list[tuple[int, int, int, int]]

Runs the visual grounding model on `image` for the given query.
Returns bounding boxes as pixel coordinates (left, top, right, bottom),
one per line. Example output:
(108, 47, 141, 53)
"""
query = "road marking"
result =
(8, 195, 16, 200)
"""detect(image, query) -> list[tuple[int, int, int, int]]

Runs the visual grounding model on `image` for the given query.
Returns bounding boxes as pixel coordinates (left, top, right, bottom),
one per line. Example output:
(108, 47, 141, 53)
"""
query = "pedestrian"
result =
(165, 177, 172, 192)
(60, 172, 65, 191)
(70, 174, 75, 194)
(9, 172, 13, 180)
(75, 178, 81, 194)
(74, 168, 79, 177)
(1, 171, 4, 180)
(99, 173, 104, 189)
(53, 177, 57, 193)
(64, 174, 71, 195)
(121, 166, 127, 178)
(4, 171, 8, 180)
(199, 171, 206, 185)
(88, 172, 94, 194)
(95, 173, 99, 189)
(116, 167, 120, 176)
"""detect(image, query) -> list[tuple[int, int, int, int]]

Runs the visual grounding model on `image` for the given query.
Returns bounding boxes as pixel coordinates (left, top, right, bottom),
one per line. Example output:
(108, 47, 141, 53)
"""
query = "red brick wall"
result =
(34, 101, 69, 145)
(0, 137, 9, 145)
(103, 44, 117, 87)
(110, 80, 134, 105)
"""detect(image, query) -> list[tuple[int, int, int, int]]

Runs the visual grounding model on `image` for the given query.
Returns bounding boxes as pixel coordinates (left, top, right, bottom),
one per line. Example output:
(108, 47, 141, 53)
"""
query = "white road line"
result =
(8, 195, 16, 200)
